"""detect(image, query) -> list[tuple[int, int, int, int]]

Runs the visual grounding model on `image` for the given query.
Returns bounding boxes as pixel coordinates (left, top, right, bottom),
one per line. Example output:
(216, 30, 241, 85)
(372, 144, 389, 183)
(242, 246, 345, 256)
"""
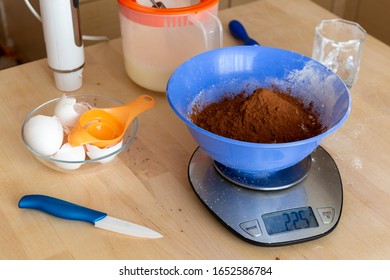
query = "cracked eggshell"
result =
(54, 95, 90, 130)
(86, 140, 123, 163)
(23, 115, 64, 156)
(52, 143, 86, 170)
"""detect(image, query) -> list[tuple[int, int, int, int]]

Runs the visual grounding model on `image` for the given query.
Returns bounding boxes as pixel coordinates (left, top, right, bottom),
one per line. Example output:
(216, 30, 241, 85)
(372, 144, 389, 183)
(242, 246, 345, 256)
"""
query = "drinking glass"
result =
(312, 19, 366, 88)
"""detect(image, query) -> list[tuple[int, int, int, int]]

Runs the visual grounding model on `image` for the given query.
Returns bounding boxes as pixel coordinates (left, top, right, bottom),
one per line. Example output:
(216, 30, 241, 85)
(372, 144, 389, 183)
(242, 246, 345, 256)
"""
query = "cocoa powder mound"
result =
(190, 87, 326, 143)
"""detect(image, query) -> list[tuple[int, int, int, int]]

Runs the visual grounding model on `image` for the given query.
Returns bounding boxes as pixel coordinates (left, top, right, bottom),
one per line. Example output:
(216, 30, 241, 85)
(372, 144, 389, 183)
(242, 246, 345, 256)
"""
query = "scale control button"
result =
(317, 207, 335, 224)
(239, 220, 262, 237)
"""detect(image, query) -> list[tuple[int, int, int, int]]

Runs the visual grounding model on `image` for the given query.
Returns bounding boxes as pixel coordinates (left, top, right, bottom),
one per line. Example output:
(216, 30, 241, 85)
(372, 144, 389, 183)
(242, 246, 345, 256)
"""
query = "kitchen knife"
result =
(18, 194, 163, 239)
(228, 20, 260, 46)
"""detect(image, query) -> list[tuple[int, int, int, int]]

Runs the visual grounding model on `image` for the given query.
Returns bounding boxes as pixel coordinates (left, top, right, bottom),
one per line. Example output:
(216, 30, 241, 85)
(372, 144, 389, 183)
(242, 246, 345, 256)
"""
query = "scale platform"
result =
(188, 146, 343, 246)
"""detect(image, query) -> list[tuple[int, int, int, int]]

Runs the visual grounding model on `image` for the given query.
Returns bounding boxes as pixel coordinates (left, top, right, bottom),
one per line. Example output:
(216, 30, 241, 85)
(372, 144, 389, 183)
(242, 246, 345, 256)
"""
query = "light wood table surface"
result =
(1, 0, 389, 259)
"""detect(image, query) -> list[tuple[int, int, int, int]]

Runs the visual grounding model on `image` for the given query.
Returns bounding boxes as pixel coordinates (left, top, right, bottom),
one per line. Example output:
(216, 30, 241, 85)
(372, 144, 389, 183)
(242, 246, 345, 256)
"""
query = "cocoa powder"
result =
(190, 87, 326, 143)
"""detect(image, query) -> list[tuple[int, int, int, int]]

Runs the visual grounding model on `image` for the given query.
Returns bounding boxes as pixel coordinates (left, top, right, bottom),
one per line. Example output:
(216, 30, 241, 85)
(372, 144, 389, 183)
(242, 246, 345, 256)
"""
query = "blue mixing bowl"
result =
(166, 46, 351, 173)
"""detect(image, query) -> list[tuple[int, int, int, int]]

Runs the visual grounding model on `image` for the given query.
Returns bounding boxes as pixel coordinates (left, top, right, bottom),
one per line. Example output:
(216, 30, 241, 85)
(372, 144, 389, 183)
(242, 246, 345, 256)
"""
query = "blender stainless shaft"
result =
(39, 0, 85, 91)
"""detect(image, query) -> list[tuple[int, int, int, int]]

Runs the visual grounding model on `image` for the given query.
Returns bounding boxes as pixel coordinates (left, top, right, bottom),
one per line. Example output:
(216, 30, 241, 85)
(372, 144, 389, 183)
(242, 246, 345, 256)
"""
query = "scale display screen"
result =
(262, 207, 319, 235)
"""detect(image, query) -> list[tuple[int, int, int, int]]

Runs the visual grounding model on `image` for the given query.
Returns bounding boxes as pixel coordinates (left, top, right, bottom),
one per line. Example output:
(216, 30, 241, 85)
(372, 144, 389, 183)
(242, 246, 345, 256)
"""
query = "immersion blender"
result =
(25, 0, 84, 91)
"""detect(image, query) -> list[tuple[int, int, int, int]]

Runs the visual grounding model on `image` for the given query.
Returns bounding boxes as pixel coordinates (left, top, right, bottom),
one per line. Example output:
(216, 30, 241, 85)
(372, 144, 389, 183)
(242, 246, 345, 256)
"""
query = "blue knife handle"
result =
(229, 20, 260, 46)
(18, 195, 107, 224)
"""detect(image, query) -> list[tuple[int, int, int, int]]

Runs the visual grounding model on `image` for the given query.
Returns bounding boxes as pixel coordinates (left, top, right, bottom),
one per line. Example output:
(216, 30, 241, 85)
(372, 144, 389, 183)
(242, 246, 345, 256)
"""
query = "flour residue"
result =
(352, 156, 363, 169)
(266, 60, 348, 127)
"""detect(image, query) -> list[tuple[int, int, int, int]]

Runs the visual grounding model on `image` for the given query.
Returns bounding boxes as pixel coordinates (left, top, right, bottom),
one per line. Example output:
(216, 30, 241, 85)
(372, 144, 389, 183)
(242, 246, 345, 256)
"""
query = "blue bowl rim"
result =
(166, 45, 352, 148)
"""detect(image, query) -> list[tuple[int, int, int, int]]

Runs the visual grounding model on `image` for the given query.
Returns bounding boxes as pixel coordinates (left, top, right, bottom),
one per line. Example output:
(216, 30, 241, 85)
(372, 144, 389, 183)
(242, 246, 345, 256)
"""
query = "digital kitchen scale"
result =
(188, 146, 343, 246)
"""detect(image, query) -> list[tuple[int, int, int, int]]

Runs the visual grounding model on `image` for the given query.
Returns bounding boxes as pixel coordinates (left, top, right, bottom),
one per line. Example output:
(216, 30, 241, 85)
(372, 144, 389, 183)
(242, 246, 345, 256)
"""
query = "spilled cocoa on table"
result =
(190, 87, 326, 143)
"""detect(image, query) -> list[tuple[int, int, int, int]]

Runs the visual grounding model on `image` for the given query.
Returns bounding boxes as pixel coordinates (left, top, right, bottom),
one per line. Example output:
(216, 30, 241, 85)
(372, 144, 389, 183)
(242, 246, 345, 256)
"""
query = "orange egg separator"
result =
(68, 95, 156, 148)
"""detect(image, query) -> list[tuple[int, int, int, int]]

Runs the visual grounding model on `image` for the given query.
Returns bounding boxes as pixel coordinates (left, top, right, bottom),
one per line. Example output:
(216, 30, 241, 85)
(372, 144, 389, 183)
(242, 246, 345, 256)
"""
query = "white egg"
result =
(23, 115, 64, 156)
(54, 95, 90, 130)
(52, 143, 86, 170)
(86, 140, 123, 163)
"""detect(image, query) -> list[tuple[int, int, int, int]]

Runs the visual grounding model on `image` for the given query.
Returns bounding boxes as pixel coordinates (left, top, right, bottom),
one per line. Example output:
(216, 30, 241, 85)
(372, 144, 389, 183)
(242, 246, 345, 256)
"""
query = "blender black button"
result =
(239, 220, 262, 237)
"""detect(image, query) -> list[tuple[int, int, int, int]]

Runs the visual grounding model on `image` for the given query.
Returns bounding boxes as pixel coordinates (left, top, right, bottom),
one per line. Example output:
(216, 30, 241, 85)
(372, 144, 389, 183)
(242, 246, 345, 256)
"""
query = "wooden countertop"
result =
(1, 0, 389, 260)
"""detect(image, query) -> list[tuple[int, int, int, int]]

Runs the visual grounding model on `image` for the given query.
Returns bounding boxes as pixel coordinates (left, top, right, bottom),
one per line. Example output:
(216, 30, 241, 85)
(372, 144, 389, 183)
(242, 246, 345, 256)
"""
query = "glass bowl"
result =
(21, 94, 138, 173)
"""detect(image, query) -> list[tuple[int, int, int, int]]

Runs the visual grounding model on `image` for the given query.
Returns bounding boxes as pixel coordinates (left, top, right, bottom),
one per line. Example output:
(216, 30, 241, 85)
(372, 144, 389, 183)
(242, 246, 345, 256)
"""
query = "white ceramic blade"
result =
(95, 216, 163, 238)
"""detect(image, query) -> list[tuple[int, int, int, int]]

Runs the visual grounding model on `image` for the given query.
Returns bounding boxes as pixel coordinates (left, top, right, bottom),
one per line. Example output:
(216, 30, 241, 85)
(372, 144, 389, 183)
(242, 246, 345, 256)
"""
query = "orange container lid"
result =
(117, 0, 219, 15)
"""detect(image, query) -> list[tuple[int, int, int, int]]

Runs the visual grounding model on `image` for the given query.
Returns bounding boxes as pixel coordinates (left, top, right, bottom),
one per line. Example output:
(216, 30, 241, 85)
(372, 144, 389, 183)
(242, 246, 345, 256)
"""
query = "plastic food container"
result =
(167, 46, 351, 173)
(117, 0, 223, 92)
